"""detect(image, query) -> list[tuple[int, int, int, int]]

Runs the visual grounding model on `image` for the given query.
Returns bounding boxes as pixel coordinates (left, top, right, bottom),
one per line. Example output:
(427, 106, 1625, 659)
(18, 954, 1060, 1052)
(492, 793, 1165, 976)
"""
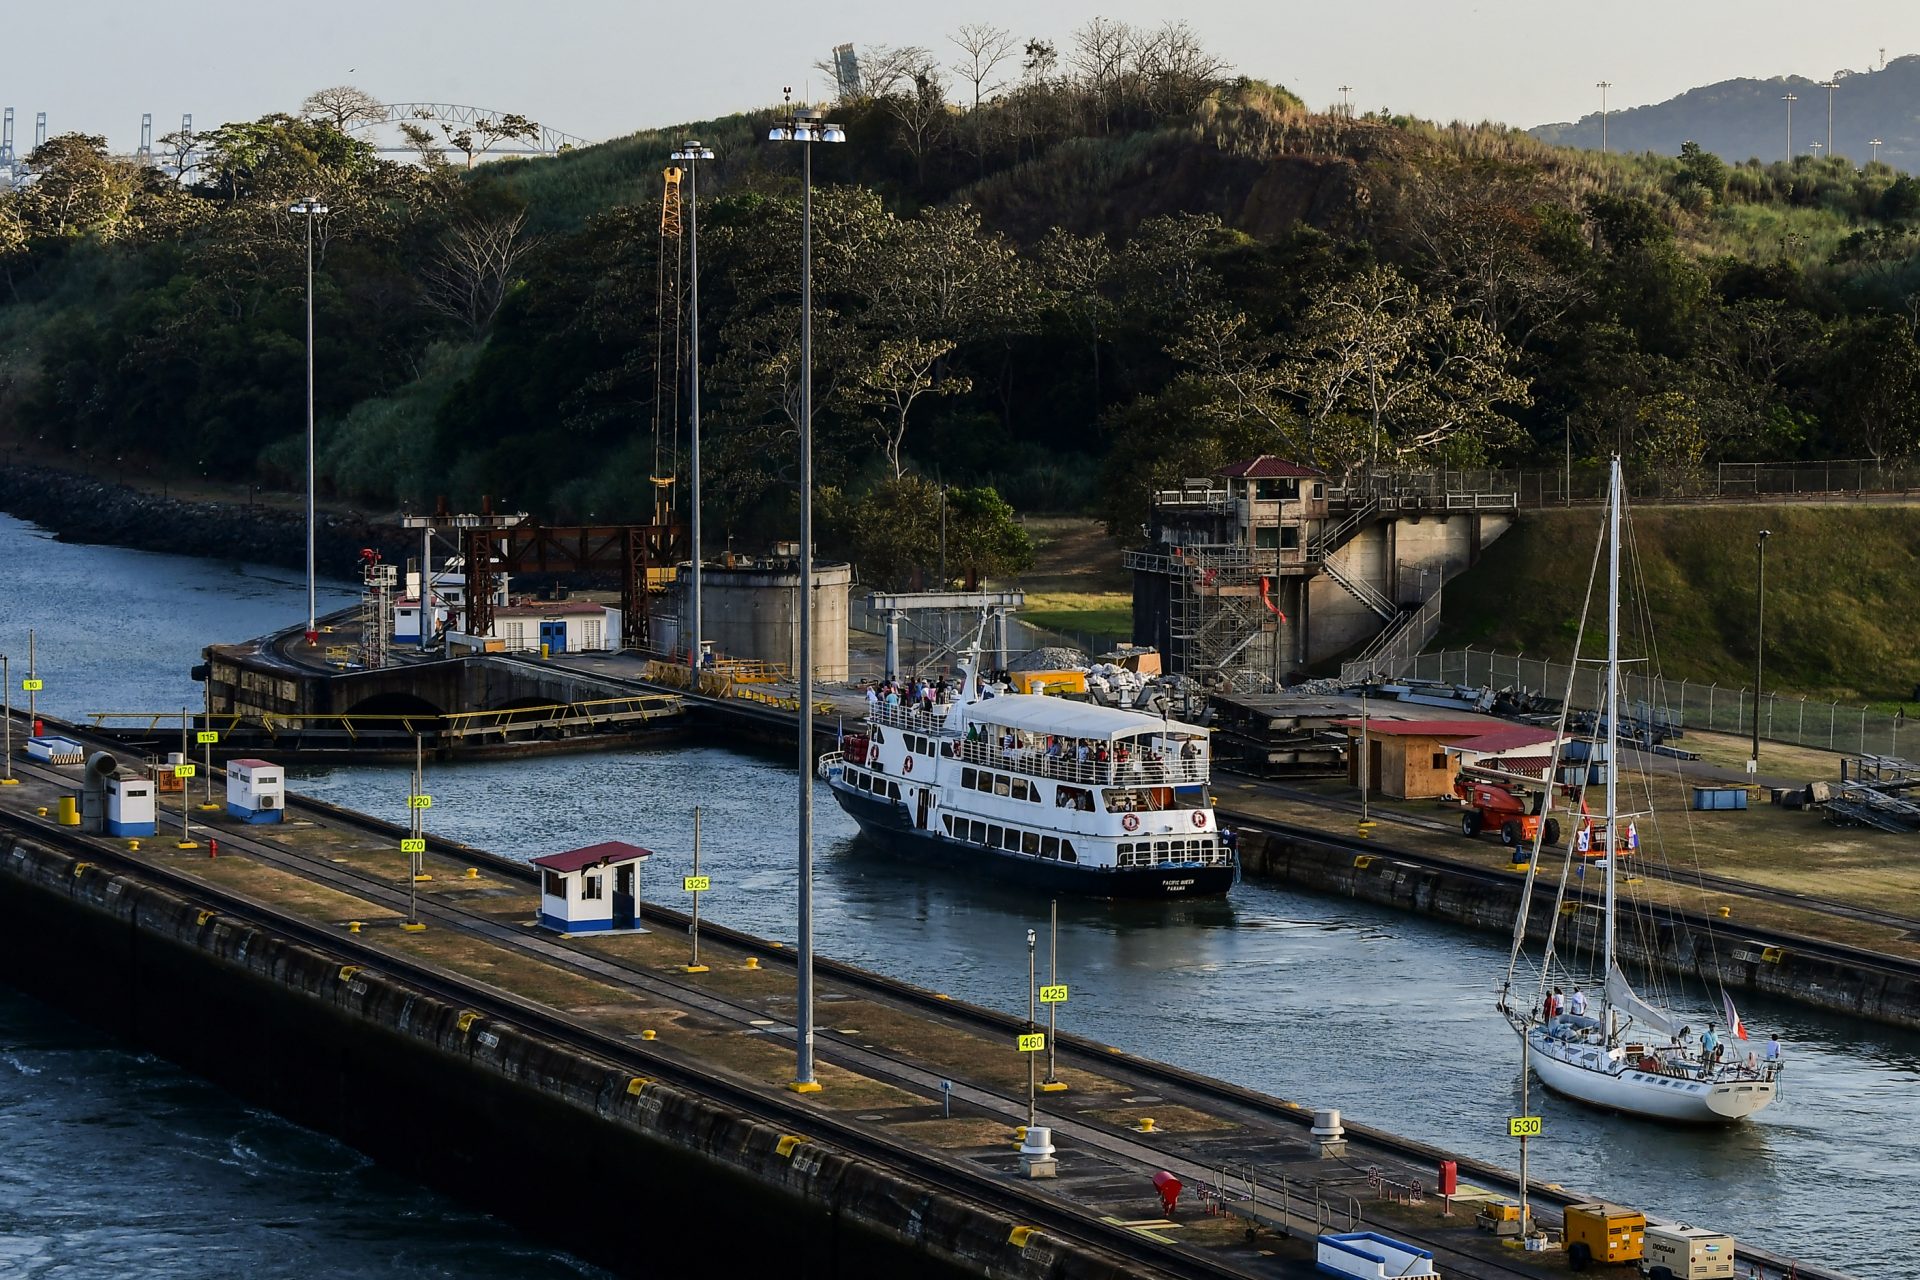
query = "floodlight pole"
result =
(672, 141, 716, 673)
(770, 93, 845, 1093)
(291, 197, 329, 645)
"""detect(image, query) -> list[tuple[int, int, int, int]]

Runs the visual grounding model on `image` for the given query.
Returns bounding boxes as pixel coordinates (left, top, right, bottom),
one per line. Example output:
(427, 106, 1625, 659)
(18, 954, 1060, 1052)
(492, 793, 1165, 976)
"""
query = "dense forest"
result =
(2, 24, 1919, 586)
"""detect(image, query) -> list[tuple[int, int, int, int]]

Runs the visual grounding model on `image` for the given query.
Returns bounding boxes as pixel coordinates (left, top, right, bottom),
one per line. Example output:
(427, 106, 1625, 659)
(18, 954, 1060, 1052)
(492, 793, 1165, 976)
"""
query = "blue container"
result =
(1691, 786, 1748, 811)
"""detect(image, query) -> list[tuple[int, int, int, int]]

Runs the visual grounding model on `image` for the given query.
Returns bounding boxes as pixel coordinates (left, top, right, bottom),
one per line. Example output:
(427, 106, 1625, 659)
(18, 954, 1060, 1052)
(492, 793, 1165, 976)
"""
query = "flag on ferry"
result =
(1722, 991, 1749, 1040)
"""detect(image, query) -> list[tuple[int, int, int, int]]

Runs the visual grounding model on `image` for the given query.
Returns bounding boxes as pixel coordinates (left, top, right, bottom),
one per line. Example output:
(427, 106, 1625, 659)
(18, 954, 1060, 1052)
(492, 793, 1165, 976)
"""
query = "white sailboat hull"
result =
(1525, 1027, 1776, 1123)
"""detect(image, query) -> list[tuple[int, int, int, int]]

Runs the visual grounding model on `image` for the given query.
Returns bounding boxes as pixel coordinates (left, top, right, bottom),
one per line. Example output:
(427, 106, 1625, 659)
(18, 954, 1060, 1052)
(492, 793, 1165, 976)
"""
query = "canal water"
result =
(2, 510, 1910, 1276)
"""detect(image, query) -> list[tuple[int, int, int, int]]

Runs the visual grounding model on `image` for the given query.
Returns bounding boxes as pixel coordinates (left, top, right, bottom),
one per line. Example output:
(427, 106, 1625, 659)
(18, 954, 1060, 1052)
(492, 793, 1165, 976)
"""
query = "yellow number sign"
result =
(1038, 984, 1069, 1004)
(400, 838, 426, 855)
(1508, 1115, 1543, 1138)
(407, 795, 433, 809)
(196, 730, 219, 745)
(1016, 1033, 1046, 1053)
(683, 875, 711, 892)
(21, 678, 42, 691)
(173, 763, 196, 779)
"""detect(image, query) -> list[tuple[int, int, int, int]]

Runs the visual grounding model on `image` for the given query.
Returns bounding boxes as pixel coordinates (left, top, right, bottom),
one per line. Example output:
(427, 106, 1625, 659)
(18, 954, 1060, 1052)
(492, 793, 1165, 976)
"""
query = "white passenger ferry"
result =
(818, 658, 1236, 898)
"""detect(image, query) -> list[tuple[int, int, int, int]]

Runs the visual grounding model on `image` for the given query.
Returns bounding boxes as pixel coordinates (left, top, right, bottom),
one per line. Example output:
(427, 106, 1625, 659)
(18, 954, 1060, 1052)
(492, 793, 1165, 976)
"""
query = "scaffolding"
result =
(1124, 545, 1275, 688)
(359, 555, 397, 670)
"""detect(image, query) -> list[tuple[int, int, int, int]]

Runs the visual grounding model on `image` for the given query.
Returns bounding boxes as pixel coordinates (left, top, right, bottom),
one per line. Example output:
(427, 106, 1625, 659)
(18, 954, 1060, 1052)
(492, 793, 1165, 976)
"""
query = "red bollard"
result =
(209, 837, 218, 859)
(33, 719, 44, 738)
(1153, 1170, 1182, 1216)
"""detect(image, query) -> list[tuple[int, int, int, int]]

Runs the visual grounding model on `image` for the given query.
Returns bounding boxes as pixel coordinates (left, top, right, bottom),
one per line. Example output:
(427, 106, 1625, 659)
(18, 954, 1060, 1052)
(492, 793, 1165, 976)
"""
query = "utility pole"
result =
(1595, 81, 1612, 154)
(1782, 93, 1797, 159)
(1338, 84, 1353, 118)
(1, 654, 15, 785)
(176, 708, 195, 849)
(1751, 530, 1771, 773)
(1026, 927, 1038, 1129)
(26, 628, 35, 728)
(1044, 900, 1060, 1088)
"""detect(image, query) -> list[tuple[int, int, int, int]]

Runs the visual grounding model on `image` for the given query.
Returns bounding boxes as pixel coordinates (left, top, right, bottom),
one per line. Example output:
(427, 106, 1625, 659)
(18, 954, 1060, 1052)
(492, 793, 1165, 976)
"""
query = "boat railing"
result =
(867, 702, 960, 733)
(945, 736, 1207, 788)
(816, 750, 843, 781)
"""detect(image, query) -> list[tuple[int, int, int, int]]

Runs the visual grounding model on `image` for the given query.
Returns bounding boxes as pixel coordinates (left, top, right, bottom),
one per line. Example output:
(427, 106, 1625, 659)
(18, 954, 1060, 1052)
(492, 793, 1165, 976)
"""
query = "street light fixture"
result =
(1820, 79, 1838, 156)
(290, 196, 329, 645)
(1870, 137, 1884, 164)
(669, 140, 716, 675)
(1595, 81, 1612, 154)
(1752, 529, 1771, 773)
(1781, 93, 1797, 159)
(768, 89, 844, 1095)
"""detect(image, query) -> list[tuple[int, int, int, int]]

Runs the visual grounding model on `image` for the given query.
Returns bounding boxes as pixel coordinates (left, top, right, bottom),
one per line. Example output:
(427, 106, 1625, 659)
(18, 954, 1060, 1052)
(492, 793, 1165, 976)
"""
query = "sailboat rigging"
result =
(1497, 457, 1780, 1123)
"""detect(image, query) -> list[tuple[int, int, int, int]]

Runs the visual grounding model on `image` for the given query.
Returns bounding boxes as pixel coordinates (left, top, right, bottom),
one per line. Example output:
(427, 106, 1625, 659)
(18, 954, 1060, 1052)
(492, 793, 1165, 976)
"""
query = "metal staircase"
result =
(1126, 544, 1273, 683)
(1318, 558, 1396, 620)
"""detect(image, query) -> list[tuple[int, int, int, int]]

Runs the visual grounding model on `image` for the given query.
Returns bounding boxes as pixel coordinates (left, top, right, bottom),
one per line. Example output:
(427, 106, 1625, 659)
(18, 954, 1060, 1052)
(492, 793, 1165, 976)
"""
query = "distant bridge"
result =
(357, 103, 592, 156)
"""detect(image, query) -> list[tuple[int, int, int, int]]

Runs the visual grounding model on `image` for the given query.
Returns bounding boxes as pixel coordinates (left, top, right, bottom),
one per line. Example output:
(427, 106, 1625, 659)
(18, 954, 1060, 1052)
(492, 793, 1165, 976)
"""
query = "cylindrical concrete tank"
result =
(674, 559, 851, 681)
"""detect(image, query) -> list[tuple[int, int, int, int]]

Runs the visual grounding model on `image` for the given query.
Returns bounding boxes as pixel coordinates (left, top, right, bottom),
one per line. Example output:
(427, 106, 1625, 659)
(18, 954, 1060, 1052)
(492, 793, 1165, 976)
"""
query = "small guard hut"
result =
(533, 841, 653, 934)
(104, 770, 157, 837)
(224, 759, 286, 823)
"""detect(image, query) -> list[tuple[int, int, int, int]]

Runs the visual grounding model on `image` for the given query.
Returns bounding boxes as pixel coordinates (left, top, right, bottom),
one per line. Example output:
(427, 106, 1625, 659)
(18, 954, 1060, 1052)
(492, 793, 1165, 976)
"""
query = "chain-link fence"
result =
(1406, 648, 1913, 760)
(1337, 458, 1920, 510)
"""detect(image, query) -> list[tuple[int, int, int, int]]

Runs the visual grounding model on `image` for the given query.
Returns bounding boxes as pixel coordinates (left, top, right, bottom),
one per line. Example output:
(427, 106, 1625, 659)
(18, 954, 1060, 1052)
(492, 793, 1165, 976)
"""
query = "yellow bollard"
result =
(744, 957, 760, 970)
(36, 806, 47, 816)
(127, 839, 141, 852)
(56, 796, 80, 826)
(348, 921, 363, 934)
(1137, 1117, 1157, 1133)
(465, 867, 479, 879)
(640, 1029, 656, 1041)
(1719, 905, 1732, 918)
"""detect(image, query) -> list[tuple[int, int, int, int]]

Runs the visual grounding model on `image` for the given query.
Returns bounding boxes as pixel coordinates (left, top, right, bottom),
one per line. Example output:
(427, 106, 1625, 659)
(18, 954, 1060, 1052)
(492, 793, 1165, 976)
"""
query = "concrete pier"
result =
(0, 710, 1855, 1280)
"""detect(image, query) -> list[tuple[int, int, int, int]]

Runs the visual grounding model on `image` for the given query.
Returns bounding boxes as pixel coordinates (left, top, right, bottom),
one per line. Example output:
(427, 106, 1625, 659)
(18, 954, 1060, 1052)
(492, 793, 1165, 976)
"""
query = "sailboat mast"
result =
(1603, 457, 1621, 1011)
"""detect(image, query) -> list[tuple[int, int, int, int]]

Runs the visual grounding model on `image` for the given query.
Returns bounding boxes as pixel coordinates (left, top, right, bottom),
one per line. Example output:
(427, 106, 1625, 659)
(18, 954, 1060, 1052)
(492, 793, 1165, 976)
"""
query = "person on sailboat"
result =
(1765, 1033, 1781, 1064)
(1569, 987, 1588, 1017)
(1701, 1024, 1721, 1065)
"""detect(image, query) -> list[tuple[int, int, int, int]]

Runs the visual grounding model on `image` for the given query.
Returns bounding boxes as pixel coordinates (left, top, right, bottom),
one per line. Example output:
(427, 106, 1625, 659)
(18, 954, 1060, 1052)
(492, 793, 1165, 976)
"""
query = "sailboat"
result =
(1497, 458, 1780, 1123)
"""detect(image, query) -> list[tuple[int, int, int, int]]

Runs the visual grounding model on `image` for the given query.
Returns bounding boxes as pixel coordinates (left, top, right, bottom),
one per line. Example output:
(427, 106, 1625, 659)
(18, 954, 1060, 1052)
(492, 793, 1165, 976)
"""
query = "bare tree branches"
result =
(418, 208, 541, 336)
(438, 113, 541, 169)
(949, 23, 1018, 112)
(301, 85, 386, 132)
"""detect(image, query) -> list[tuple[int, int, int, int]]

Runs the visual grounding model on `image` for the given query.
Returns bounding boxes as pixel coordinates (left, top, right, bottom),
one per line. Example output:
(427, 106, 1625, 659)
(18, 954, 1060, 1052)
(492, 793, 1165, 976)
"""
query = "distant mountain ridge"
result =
(1531, 55, 1918, 171)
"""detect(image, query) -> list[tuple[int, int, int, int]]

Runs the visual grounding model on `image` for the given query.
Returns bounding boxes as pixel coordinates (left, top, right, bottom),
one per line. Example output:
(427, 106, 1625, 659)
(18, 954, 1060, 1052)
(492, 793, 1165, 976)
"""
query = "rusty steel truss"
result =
(462, 522, 687, 650)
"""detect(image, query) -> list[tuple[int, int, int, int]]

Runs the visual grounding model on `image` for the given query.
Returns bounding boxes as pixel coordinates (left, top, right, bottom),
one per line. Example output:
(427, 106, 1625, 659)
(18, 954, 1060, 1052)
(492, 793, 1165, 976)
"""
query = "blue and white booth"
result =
(104, 769, 157, 837)
(533, 841, 652, 934)
(225, 758, 286, 824)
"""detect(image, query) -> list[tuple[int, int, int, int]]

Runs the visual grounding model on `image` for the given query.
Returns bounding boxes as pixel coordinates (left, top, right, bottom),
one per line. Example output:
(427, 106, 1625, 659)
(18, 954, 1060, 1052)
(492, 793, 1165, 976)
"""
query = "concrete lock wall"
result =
(696, 564, 851, 682)
(1306, 513, 1514, 666)
(0, 833, 1149, 1280)
(1230, 824, 1920, 1030)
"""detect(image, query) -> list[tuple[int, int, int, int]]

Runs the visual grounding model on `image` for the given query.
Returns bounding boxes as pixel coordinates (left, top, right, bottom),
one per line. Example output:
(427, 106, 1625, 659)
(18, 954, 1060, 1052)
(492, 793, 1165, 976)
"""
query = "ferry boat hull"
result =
(1522, 1026, 1776, 1123)
(829, 779, 1236, 899)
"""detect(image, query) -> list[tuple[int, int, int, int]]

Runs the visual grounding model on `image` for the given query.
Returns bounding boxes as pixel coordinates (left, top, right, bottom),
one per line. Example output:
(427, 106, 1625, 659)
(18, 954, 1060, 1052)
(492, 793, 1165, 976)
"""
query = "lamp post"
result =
(1751, 529, 1771, 773)
(1870, 137, 1884, 164)
(1782, 94, 1797, 159)
(769, 91, 844, 1094)
(671, 140, 715, 674)
(1595, 81, 1612, 154)
(290, 196, 329, 646)
(1820, 79, 1837, 155)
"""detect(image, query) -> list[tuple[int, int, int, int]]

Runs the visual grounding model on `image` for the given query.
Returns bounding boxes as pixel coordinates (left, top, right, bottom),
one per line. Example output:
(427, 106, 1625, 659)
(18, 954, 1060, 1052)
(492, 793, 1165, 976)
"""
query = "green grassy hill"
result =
(1436, 503, 1920, 703)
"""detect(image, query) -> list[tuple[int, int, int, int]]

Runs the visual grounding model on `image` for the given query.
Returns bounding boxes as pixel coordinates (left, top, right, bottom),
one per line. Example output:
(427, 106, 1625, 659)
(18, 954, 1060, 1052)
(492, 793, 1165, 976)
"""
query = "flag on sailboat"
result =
(1626, 821, 1639, 850)
(1722, 991, 1749, 1040)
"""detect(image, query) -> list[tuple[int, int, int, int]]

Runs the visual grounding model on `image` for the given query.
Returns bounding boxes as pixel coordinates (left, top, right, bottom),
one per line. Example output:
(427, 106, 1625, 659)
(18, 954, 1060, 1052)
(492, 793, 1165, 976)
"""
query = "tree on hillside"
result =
(301, 85, 386, 132)
(884, 58, 952, 184)
(398, 122, 450, 171)
(10, 135, 143, 240)
(1036, 227, 1116, 407)
(949, 23, 1017, 173)
(440, 113, 540, 169)
(419, 207, 543, 337)
(823, 474, 1032, 590)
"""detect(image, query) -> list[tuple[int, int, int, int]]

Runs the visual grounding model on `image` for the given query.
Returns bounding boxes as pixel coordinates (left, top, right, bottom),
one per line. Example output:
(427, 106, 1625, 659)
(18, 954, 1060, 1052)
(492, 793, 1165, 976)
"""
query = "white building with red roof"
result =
(533, 841, 653, 933)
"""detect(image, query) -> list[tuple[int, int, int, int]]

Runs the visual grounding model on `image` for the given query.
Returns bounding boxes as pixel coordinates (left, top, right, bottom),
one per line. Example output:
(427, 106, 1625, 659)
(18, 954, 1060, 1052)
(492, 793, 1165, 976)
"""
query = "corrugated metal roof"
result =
(1215, 455, 1325, 479)
(1334, 718, 1557, 755)
(496, 602, 608, 618)
(532, 841, 654, 874)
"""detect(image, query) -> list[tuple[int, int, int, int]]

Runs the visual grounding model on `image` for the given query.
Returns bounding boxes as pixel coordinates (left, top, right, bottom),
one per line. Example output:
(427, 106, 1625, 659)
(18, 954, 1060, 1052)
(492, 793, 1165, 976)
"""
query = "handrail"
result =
(85, 695, 683, 737)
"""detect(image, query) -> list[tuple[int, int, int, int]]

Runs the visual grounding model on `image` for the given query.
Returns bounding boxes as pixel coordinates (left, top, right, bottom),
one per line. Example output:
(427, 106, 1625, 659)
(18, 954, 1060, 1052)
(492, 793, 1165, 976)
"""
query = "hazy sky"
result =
(10, 1, 1919, 153)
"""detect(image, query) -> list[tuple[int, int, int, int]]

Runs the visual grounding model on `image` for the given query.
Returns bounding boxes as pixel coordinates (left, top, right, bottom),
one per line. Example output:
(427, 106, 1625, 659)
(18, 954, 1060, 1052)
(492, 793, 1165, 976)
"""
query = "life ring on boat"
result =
(1191, 811, 1208, 828)
(903, 756, 914, 774)
(1122, 813, 1141, 832)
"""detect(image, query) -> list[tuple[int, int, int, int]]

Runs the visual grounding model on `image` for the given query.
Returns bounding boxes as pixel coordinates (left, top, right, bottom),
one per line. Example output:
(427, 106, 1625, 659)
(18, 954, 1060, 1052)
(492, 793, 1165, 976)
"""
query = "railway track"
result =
(1232, 779, 1920, 941)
